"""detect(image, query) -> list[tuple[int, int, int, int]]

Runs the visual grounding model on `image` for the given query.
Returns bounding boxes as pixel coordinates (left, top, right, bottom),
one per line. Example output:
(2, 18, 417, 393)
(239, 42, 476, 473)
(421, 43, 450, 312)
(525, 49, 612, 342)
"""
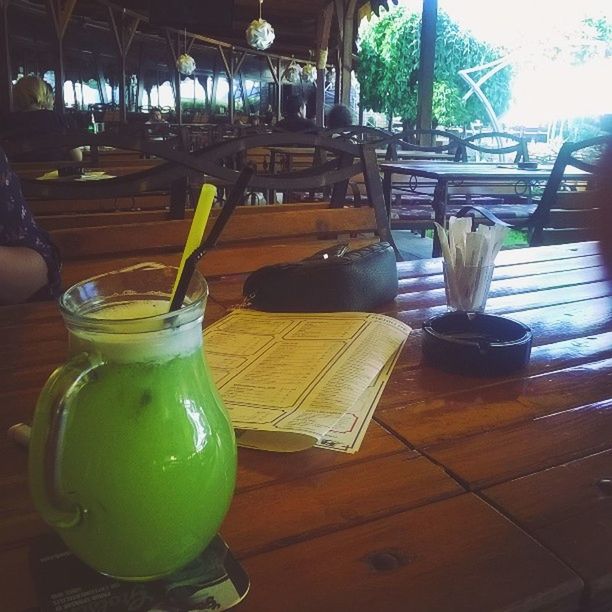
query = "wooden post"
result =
(95, 55, 107, 104)
(47, 0, 78, 113)
(108, 6, 140, 123)
(218, 46, 233, 123)
(0, 0, 12, 115)
(266, 55, 280, 122)
(340, 0, 357, 107)
(276, 57, 282, 121)
(334, 49, 341, 104)
(135, 43, 144, 112)
(416, 0, 437, 145)
(164, 30, 182, 125)
(234, 51, 247, 118)
(315, 3, 333, 127)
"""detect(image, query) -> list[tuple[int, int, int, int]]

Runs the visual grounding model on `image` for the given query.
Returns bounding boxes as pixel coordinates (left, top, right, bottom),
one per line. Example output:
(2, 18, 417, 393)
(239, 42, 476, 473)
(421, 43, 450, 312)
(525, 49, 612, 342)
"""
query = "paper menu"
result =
(204, 309, 411, 453)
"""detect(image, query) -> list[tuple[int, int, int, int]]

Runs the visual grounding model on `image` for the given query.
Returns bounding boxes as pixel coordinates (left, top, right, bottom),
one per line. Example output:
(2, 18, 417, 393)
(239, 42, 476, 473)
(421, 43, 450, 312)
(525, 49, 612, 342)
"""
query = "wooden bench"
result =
(55, 203, 382, 287)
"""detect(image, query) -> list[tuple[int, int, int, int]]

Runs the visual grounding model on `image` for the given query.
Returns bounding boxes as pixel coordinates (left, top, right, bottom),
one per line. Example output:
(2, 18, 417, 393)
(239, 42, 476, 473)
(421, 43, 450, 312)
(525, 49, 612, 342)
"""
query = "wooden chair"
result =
(324, 126, 394, 145)
(54, 201, 392, 288)
(461, 131, 529, 163)
(527, 135, 606, 246)
(458, 135, 607, 247)
(37, 132, 398, 286)
(188, 131, 399, 256)
(389, 129, 466, 161)
(1, 132, 217, 220)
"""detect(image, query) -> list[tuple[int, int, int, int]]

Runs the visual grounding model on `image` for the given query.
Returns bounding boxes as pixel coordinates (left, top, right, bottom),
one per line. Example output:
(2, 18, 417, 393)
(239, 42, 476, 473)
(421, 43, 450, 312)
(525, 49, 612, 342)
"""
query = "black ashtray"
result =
(517, 161, 538, 170)
(58, 165, 83, 177)
(422, 311, 532, 376)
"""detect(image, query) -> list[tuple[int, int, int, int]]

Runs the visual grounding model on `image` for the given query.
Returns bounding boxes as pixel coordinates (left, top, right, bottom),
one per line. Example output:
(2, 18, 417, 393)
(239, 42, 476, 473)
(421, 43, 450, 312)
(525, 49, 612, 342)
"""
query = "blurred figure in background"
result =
(326, 104, 353, 130)
(277, 95, 315, 132)
(0, 146, 61, 303)
(146, 107, 166, 124)
(0, 76, 82, 162)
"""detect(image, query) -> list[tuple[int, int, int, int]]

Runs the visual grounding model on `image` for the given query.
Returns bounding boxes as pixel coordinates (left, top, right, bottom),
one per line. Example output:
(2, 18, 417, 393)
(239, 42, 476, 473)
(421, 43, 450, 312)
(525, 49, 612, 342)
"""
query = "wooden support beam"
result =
(218, 46, 231, 78)
(95, 55, 107, 104)
(46, 0, 78, 112)
(340, 0, 357, 107)
(186, 35, 196, 55)
(315, 3, 333, 127)
(108, 6, 140, 122)
(234, 51, 247, 76)
(47, 0, 77, 41)
(135, 43, 144, 112)
(266, 56, 279, 85)
(218, 46, 236, 123)
(333, 0, 344, 40)
(228, 49, 234, 124)
(416, 0, 437, 143)
(276, 57, 282, 122)
(210, 58, 218, 113)
(0, 0, 12, 115)
(164, 30, 181, 125)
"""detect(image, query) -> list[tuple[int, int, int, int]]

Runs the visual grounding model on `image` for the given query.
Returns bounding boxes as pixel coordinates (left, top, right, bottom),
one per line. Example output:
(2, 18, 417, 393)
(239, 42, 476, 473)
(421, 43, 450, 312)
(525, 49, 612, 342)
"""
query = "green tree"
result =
(357, 7, 511, 127)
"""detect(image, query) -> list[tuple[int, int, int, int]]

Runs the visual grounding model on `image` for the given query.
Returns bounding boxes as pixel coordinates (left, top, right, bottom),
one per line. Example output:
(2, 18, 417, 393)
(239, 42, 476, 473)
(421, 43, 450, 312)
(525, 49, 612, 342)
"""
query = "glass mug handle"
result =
(29, 352, 104, 530)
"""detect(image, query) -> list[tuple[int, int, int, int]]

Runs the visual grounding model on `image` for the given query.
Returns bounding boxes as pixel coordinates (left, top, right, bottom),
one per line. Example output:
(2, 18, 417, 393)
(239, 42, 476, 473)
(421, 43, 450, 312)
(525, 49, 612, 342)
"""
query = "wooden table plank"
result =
(397, 254, 605, 293)
(396, 241, 601, 279)
(483, 450, 612, 611)
(425, 399, 612, 489)
(394, 266, 610, 310)
(235, 421, 409, 492)
(396, 296, 612, 347)
(378, 357, 612, 447)
(235, 494, 582, 612)
(379, 331, 612, 411)
(225, 452, 462, 558)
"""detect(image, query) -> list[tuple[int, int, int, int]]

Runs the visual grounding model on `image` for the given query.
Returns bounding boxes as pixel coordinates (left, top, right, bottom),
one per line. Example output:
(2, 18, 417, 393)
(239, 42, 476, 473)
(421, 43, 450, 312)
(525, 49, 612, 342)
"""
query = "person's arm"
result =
(0, 147, 62, 302)
(0, 245, 49, 304)
(69, 147, 83, 162)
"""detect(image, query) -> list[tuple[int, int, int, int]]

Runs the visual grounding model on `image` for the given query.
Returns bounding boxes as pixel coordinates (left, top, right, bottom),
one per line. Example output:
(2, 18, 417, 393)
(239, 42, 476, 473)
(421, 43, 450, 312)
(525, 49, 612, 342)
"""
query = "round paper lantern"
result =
(301, 64, 317, 84)
(246, 18, 275, 50)
(283, 61, 302, 84)
(176, 53, 196, 76)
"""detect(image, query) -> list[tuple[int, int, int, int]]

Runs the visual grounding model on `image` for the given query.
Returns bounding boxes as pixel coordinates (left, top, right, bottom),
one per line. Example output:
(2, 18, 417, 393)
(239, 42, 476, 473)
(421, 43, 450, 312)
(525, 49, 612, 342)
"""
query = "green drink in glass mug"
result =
(28, 263, 237, 581)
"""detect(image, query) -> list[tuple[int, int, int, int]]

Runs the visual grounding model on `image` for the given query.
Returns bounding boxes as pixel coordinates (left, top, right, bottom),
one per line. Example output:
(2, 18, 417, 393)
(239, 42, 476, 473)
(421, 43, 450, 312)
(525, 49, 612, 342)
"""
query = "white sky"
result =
(400, 0, 612, 48)
(383, 0, 612, 125)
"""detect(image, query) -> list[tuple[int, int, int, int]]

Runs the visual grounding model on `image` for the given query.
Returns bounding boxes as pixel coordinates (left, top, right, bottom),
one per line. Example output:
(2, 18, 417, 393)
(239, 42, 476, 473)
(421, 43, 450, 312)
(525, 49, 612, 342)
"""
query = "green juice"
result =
(32, 300, 237, 581)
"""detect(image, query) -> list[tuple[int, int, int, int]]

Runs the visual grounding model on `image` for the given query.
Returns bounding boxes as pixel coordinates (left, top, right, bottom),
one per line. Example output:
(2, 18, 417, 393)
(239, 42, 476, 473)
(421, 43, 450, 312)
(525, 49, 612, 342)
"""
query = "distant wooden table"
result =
(380, 161, 592, 256)
(374, 148, 455, 161)
(267, 147, 453, 173)
(1, 242, 611, 611)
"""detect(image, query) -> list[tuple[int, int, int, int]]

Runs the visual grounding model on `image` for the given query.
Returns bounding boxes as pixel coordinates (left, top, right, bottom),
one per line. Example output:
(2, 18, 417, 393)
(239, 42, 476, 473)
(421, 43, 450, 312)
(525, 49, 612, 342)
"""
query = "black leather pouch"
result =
(243, 242, 398, 312)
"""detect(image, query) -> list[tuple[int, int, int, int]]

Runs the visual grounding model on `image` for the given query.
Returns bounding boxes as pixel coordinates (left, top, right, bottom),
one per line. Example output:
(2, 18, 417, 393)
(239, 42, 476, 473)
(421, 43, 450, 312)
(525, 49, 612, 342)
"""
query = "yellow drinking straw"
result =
(169, 183, 216, 307)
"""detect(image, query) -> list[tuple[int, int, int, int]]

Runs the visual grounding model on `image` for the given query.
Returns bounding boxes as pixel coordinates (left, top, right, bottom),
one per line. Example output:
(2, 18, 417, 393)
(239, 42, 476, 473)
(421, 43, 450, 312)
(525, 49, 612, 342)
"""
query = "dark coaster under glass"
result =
(30, 532, 249, 612)
(422, 311, 532, 376)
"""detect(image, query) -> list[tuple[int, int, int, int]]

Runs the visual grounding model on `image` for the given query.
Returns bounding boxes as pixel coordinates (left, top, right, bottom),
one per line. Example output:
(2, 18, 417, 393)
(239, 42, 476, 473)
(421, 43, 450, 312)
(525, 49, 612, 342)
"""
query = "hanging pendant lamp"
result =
(301, 63, 317, 84)
(176, 29, 196, 76)
(282, 58, 302, 84)
(246, 0, 275, 50)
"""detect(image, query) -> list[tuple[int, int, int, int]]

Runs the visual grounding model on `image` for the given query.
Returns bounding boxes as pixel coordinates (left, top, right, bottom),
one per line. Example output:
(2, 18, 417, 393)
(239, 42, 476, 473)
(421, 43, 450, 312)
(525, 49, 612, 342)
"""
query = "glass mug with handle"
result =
(28, 263, 236, 581)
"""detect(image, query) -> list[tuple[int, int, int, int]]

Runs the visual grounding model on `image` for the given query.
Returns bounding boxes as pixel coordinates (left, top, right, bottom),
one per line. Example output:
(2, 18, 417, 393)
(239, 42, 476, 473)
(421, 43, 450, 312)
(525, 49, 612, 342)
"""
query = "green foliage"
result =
(357, 7, 511, 126)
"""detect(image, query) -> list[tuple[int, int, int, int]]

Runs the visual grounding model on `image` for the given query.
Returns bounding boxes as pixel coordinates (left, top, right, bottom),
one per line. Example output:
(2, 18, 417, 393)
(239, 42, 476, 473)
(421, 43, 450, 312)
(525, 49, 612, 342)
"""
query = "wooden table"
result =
(267, 147, 454, 173)
(1, 241, 611, 611)
(379, 161, 592, 256)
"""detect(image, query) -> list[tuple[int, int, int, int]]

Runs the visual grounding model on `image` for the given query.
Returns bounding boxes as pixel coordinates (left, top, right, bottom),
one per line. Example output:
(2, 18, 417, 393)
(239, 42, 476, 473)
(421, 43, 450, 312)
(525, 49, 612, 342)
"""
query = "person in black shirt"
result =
(1, 76, 82, 162)
(277, 95, 316, 132)
(326, 104, 353, 129)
